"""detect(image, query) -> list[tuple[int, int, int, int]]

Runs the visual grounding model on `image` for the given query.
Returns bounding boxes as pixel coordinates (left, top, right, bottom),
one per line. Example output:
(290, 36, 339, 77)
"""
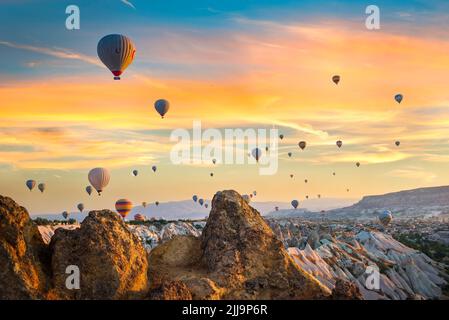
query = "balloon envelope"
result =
(298, 141, 306, 150)
(77, 203, 84, 212)
(97, 34, 135, 80)
(379, 210, 393, 226)
(193, 195, 198, 202)
(251, 148, 262, 162)
(152, 166, 157, 172)
(88, 167, 110, 195)
(336, 140, 343, 148)
(199, 199, 204, 206)
(62, 211, 69, 220)
(279, 134, 284, 140)
(395, 94, 403, 104)
(134, 213, 145, 222)
(395, 141, 400, 147)
(291, 200, 299, 209)
(38, 183, 45, 193)
(132, 170, 138, 176)
(332, 75, 340, 85)
(115, 199, 132, 218)
(85, 186, 93, 196)
(26, 180, 36, 191)
(154, 99, 170, 118)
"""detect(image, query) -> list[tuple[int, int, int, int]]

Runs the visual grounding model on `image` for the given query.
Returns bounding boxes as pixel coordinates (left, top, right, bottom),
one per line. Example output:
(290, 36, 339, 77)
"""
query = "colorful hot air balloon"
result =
(298, 141, 306, 150)
(279, 134, 284, 140)
(142, 201, 147, 208)
(332, 75, 340, 85)
(26, 180, 36, 191)
(77, 203, 84, 212)
(97, 34, 136, 80)
(115, 199, 132, 219)
(251, 147, 262, 162)
(86, 186, 93, 196)
(394, 94, 403, 104)
(395, 141, 401, 147)
(132, 169, 138, 176)
(336, 140, 343, 148)
(38, 183, 45, 193)
(88, 167, 110, 195)
(199, 199, 204, 206)
(152, 165, 157, 173)
(193, 195, 198, 202)
(62, 211, 69, 220)
(154, 99, 170, 118)
(379, 210, 393, 226)
(291, 200, 299, 209)
(134, 213, 145, 222)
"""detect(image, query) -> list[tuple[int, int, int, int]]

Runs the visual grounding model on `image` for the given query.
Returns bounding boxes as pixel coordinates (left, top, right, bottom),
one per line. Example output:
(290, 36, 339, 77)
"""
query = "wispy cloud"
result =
(120, 0, 135, 10)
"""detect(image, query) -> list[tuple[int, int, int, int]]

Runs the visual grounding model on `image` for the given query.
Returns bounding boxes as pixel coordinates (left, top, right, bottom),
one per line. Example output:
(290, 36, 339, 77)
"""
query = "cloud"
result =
(120, 0, 135, 9)
(388, 167, 436, 182)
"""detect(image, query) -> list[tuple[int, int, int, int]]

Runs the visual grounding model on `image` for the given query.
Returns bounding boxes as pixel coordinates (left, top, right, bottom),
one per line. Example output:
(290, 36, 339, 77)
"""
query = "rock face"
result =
(0, 195, 50, 299)
(148, 190, 331, 299)
(49, 210, 149, 299)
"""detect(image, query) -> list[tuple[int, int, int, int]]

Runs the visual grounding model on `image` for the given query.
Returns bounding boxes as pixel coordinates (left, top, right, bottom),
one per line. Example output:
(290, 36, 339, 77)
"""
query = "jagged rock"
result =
(0, 195, 50, 299)
(331, 278, 363, 300)
(148, 281, 193, 300)
(149, 190, 331, 300)
(49, 210, 149, 299)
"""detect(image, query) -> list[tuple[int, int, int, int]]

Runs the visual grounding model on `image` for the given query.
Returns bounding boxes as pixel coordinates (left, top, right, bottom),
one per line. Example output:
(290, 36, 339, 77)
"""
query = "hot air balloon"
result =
(298, 141, 306, 150)
(115, 199, 132, 219)
(333, 172, 336, 176)
(85, 186, 93, 196)
(154, 99, 170, 118)
(38, 183, 45, 193)
(332, 75, 340, 85)
(395, 141, 400, 147)
(394, 94, 403, 104)
(97, 34, 135, 80)
(210, 173, 214, 177)
(199, 199, 204, 206)
(275, 206, 279, 211)
(305, 179, 308, 183)
(193, 195, 198, 202)
(253, 191, 257, 196)
(132, 170, 138, 176)
(279, 134, 284, 140)
(250, 194, 253, 198)
(152, 165, 157, 173)
(305, 195, 309, 199)
(142, 201, 147, 208)
(134, 213, 145, 222)
(88, 167, 110, 195)
(291, 200, 299, 209)
(26, 180, 36, 191)
(251, 148, 262, 162)
(379, 210, 393, 226)
(205, 204, 209, 209)
(288, 152, 292, 158)
(77, 203, 84, 212)
(336, 140, 343, 148)
(155, 201, 159, 206)
(290, 174, 294, 178)
(242, 195, 251, 204)
(212, 158, 216, 165)
(347, 189, 350, 192)
(356, 162, 360, 167)
(62, 211, 69, 220)
(317, 194, 321, 199)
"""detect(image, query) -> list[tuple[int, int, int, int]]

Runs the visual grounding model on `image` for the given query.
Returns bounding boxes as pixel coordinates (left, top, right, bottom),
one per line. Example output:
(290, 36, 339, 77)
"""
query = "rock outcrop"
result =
(49, 210, 149, 299)
(0, 195, 50, 299)
(148, 190, 331, 299)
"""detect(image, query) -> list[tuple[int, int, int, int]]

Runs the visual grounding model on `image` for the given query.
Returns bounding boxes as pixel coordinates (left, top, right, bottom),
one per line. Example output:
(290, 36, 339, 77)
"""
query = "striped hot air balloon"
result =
(97, 34, 136, 80)
(115, 199, 133, 219)
(134, 213, 145, 222)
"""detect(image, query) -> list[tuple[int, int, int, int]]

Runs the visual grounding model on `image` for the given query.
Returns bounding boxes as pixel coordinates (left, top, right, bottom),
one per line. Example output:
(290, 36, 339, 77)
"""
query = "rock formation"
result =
(148, 190, 331, 299)
(49, 210, 149, 299)
(0, 195, 50, 299)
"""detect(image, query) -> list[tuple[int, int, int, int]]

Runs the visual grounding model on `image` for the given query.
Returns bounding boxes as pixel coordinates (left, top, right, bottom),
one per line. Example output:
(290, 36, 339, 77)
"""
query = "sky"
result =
(1, 0, 449, 215)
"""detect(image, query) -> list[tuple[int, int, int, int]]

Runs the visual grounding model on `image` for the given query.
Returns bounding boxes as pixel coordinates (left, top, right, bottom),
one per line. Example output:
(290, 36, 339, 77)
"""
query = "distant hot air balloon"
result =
(115, 199, 132, 219)
(291, 200, 299, 209)
(379, 210, 393, 226)
(305, 179, 308, 183)
(332, 75, 340, 85)
(317, 194, 321, 199)
(242, 195, 251, 204)
(86, 186, 93, 196)
(356, 162, 360, 167)
(199, 199, 204, 206)
(288, 152, 292, 158)
(279, 134, 284, 140)
(333, 172, 336, 176)
(336, 140, 343, 148)
(394, 94, 403, 104)
(205, 203, 209, 209)
(97, 34, 135, 80)
(62, 211, 69, 220)
(275, 206, 279, 211)
(132, 170, 138, 176)
(290, 174, 294, 178)
(134, 213, 145, 222)
(395, 141, 401, 147)
(77, 203, 84, 212)
(38, 183, 46, 193)
(155, 201, 159, 206)
(251, 148, 262, 162)
(212, 158, 216, 165)
(152, 165, 157, 173)
(210, 173, 214, 177)
(250, 194, 253, 198)
(306, 195, 309, 199)
(193, 195, 198, 202)
(88, 167, 110, 195)
(26, 180, 36, 191)
(154, 99, 170, 118)
(347, 188, 350, 192)
(142, 201, 147, 208)
(298, 141, 306, 150)
(253, 191, 257, 196)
